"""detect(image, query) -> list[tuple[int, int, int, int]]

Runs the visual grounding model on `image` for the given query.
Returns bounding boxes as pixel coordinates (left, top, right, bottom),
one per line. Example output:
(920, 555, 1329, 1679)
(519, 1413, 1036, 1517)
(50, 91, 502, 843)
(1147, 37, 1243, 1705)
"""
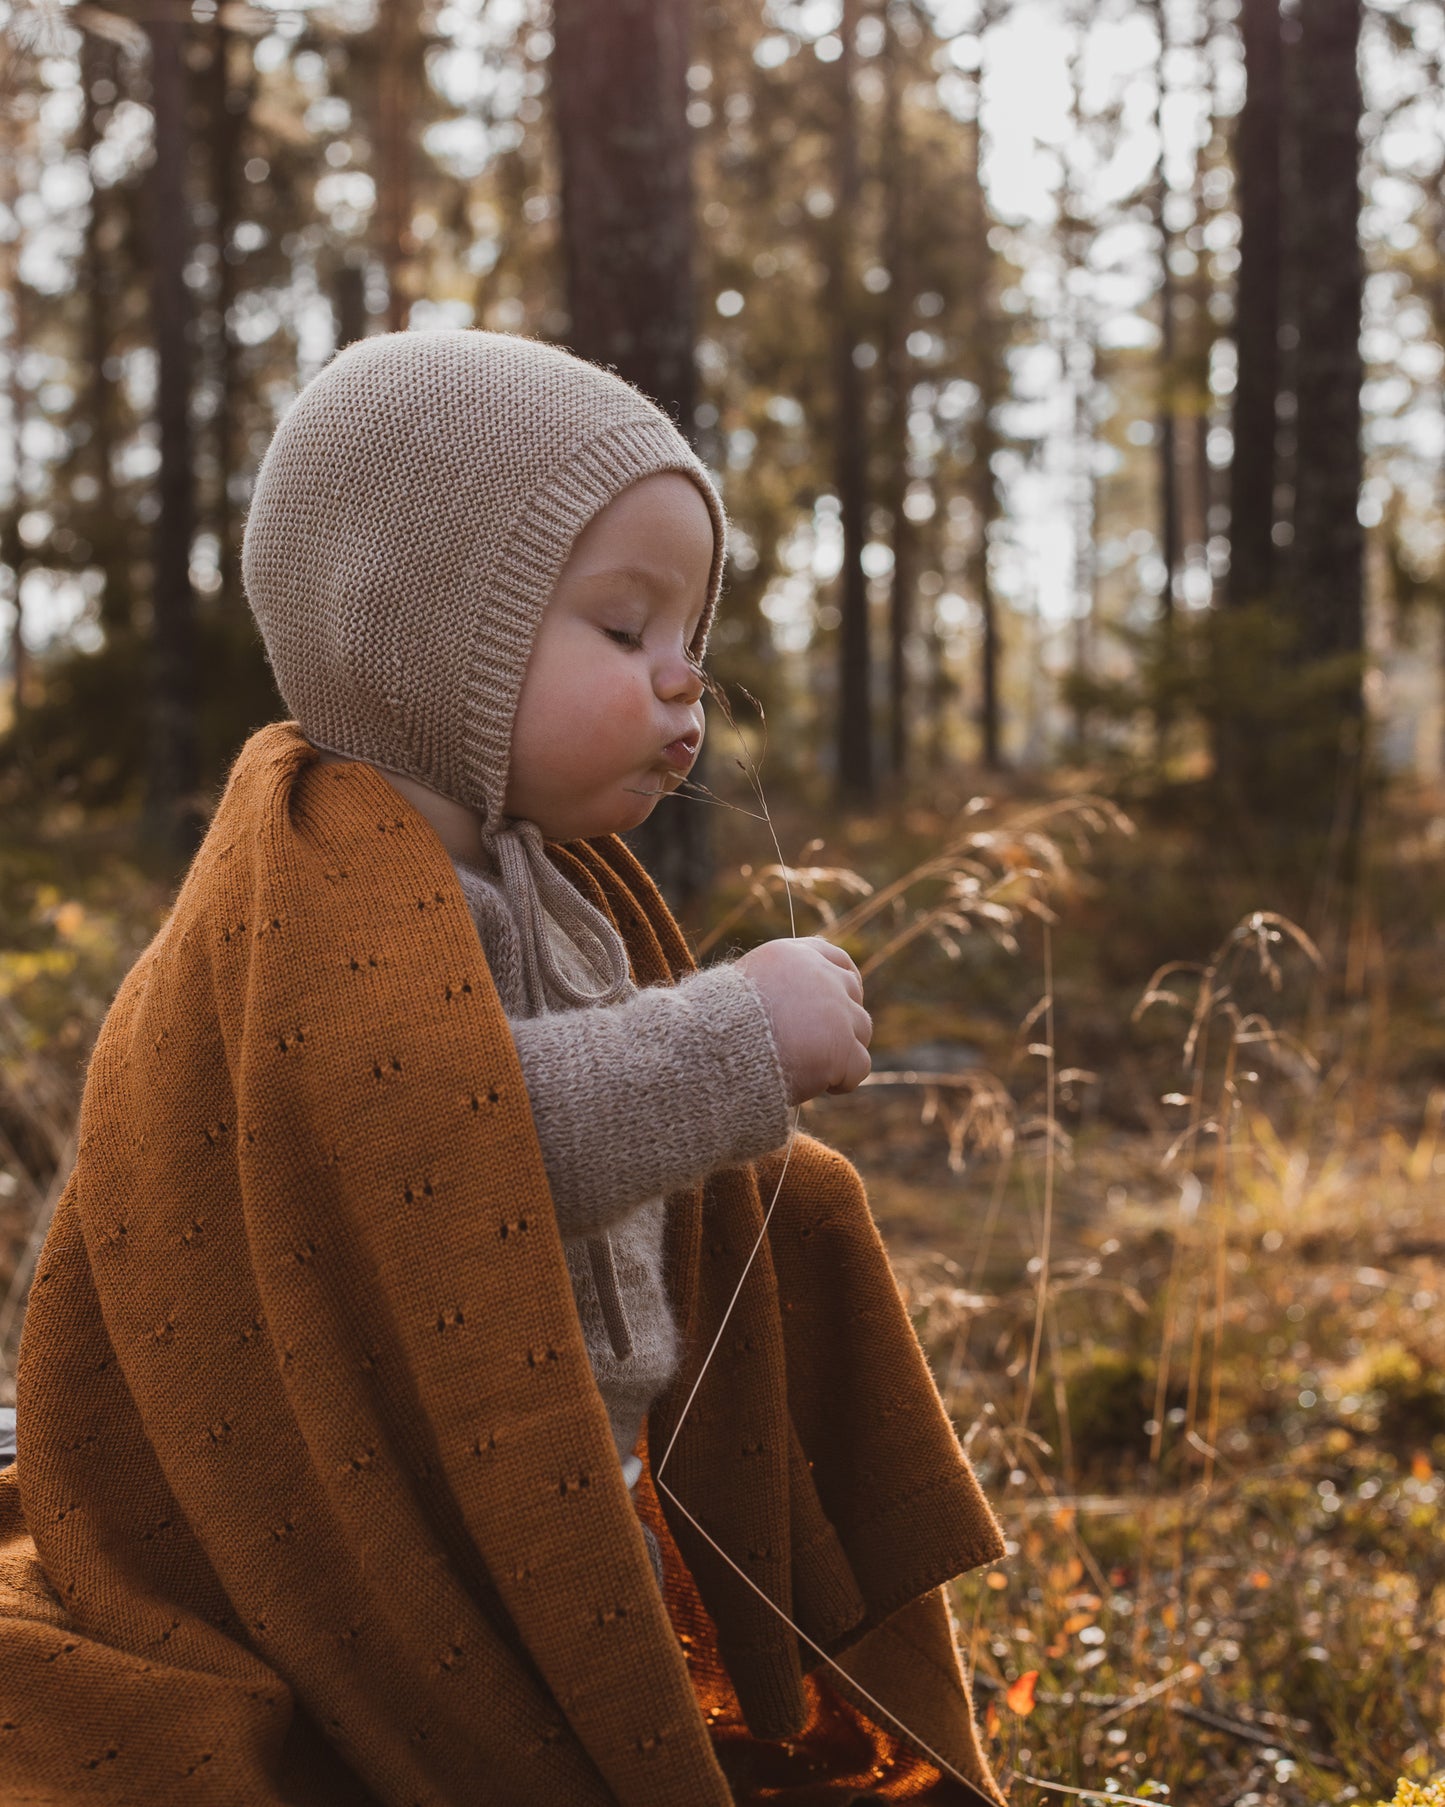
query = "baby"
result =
(299, 426, 872, 1552)
(0, 330, 1003, 1807)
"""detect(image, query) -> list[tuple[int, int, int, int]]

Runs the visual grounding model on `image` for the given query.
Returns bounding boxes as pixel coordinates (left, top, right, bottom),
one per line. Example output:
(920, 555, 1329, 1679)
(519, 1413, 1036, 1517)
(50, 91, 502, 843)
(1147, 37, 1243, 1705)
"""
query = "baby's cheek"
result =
(592, 673, 657, 759)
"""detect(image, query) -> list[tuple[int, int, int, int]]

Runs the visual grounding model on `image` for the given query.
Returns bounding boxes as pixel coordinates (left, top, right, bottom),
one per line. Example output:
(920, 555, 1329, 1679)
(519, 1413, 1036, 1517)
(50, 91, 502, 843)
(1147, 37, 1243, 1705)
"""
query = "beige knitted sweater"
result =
(451, 852, 790, 1474)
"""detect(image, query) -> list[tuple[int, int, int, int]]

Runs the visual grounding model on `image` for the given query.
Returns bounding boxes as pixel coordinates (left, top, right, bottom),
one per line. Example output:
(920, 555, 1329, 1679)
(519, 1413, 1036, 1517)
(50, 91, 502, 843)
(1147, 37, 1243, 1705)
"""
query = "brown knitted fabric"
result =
(0, 724, 1005, 1805)
(241, 329, 726, 834)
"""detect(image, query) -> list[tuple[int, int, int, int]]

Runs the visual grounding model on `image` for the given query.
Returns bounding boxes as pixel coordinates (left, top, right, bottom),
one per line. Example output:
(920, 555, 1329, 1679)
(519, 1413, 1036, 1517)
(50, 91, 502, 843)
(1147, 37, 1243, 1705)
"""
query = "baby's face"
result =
(504, 472, 714, 841)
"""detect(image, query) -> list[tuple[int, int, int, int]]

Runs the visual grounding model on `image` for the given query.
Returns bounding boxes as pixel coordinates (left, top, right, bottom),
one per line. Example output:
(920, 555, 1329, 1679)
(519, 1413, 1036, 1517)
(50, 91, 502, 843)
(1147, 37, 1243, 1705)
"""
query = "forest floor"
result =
(2, 764, 1444, 1807)
(694, 763, 1445, 1807)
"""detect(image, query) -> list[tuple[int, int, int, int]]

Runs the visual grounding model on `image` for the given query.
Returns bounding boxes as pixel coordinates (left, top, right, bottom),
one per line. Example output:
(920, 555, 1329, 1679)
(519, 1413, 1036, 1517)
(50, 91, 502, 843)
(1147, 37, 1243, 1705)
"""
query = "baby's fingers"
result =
(811, 941, 865, 1004)
(826, 1036, 872, 1095)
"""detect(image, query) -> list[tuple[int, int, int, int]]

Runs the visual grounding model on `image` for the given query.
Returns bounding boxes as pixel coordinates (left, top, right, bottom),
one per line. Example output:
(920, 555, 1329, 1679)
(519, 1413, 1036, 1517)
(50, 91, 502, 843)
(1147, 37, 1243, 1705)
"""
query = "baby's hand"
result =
(735, 936, 872, 1106)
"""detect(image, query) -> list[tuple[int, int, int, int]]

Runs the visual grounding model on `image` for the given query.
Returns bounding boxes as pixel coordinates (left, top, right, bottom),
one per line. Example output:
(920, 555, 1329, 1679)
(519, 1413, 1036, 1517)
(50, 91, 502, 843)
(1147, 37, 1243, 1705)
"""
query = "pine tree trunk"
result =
(79, 29, 132, 641)
(552, 0, 695, 423)
(551, 0, 707, 904)
(376, 8, 419, 335)
(1064, 10, 1096, 757)
(1150, 0, 1180, 685)
(141, 10, 202, 858)
(1227, 0, 1283, 612)
(207, 16, 244, 615)
(882, 9, 910, 783)
(3, 76, 28, 712)
(833, 0, 873, 804)
(961, 51, 1003, 771)
(1290, 0, 1364, 838)
(1291, 0, 1363, 670)
(333, 261, 367, 352)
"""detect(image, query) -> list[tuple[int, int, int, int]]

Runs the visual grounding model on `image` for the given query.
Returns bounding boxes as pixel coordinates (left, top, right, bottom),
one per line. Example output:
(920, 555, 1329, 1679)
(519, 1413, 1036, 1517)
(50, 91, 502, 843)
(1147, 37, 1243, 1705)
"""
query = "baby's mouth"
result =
(658, 733, 700, 775)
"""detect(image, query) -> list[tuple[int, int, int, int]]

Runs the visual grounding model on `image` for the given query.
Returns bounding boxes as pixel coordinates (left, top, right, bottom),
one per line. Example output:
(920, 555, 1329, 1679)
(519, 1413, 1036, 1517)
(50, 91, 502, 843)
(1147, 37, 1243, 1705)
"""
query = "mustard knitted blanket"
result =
(0, 722, 1004, 1805)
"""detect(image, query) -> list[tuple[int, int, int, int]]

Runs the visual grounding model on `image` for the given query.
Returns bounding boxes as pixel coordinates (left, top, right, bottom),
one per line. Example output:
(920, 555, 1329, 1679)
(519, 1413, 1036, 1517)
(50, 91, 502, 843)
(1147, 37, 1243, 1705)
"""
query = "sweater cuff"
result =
(682, 963, 793, 1166)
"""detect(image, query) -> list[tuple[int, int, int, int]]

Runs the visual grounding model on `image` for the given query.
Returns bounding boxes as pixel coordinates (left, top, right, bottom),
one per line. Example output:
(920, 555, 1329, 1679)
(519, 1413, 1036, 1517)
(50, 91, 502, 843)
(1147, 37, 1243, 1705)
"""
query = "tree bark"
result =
(1063, 11, 1096, 756)
(1150, 0, 1180, 653)
(333, 260, 368, 353)
(79, 28, 132, 641)
(882, 7, 910, 783)
(376, 7, 420, 335)
(206, 14, 244, 615)
(2, 66, 28, 713)
(833, 0, 873, 804)
(141, 7, 202, 858)
(1291, 0, 1363, 673)
(551, 0, 708, 904)
(1227, 0, 1283, 612)
(552, 0, 696, 423)
(960, 29, 1004, 771)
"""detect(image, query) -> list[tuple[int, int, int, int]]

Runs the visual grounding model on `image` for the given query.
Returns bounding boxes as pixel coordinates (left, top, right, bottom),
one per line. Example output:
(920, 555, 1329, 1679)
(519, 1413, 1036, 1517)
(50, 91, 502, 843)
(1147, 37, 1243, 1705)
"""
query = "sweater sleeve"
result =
(507, 964, 793, 1237)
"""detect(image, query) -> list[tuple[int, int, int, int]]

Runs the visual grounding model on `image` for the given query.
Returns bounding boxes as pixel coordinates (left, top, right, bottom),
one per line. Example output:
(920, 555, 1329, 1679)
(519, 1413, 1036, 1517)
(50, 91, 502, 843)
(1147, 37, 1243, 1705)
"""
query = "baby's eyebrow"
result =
(573, 563, 692, 600)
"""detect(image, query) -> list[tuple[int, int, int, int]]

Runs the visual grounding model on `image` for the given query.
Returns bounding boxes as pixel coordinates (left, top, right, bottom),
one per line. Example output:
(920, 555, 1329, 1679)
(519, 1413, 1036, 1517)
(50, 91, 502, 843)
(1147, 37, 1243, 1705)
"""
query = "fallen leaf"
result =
(1005, 1670, 1039, 1717)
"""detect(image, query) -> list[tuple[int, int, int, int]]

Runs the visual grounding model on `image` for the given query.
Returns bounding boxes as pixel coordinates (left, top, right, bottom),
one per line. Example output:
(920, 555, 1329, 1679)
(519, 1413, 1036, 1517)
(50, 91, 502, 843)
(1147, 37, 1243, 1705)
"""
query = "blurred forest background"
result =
(2, 1, 1445, 1804)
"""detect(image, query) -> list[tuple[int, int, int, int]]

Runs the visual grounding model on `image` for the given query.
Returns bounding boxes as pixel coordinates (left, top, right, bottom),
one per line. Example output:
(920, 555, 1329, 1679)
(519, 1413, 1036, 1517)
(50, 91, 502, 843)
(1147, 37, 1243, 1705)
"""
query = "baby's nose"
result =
(658, 652, 705, 704)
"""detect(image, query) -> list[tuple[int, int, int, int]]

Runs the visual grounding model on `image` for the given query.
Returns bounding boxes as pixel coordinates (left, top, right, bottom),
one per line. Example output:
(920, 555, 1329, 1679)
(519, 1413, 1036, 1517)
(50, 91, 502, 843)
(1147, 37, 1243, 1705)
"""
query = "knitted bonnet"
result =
(241, 329, 727, 1012)
(242, 329, 727, 832)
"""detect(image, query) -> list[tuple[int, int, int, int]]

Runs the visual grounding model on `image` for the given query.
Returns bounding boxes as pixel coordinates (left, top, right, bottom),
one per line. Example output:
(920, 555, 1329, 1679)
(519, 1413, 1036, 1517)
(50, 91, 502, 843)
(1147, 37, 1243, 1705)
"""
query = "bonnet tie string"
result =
(492, 819, 635, 1362)
(493, 819, 632, 1011)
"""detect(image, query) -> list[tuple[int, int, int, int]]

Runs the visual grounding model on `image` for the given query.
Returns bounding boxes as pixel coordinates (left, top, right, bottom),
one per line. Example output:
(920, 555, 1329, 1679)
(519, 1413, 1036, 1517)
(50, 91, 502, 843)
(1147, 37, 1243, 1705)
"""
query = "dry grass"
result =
(695, 772, 1445, 1807)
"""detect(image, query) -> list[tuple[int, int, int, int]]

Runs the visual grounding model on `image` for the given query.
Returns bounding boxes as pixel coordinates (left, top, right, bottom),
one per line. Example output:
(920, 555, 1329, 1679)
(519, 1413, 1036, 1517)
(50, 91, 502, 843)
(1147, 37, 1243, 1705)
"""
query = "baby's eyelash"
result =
(603, 627, 644, 649)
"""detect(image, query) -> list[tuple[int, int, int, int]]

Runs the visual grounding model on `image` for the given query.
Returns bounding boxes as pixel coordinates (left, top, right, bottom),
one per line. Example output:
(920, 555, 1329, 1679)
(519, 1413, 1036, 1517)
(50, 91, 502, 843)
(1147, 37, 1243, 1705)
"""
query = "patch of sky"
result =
(19, 567, 103, 654)
(423, 116, 495, 180)
(253, 35, 290, 75)
(767, 0, 842, 42)
(305, 95, 351, 136)
(91, 100, 153, 188)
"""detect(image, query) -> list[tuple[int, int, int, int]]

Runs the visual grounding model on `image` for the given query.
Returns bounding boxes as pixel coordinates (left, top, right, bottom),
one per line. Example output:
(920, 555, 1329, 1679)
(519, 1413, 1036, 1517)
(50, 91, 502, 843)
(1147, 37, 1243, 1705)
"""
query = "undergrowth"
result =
(696, 768, 1445, 1807)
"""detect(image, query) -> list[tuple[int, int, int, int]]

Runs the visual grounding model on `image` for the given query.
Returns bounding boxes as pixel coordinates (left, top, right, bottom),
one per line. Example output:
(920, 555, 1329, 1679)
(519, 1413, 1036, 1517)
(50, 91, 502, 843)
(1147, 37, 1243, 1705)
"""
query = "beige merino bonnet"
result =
(241, 328, 727, 836)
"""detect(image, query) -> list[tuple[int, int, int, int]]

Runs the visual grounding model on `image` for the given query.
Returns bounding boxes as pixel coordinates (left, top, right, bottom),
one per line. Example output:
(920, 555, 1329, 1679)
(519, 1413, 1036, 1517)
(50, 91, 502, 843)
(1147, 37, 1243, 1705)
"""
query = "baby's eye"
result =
(603, 627, 644, 649)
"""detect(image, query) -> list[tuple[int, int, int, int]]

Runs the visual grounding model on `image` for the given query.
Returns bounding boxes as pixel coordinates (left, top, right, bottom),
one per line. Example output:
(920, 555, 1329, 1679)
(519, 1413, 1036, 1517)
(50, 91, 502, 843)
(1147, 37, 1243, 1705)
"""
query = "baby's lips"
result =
(659, 736, 699, 774)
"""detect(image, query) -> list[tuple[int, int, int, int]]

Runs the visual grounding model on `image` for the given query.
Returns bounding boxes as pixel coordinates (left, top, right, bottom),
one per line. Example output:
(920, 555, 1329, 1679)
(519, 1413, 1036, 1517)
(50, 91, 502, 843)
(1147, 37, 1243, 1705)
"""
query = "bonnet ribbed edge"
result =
(457, 415, 727, 832)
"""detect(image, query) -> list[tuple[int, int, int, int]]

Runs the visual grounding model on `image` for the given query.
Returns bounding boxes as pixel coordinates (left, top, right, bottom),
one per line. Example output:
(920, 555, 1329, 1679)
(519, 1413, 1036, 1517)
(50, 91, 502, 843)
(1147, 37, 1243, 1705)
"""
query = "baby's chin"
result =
(531, 777, 672, 844)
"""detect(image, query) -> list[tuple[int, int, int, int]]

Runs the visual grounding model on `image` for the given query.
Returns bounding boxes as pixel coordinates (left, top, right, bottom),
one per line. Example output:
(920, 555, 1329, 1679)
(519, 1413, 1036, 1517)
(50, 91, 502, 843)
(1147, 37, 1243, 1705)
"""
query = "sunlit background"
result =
(3, 0, 1443, 820)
